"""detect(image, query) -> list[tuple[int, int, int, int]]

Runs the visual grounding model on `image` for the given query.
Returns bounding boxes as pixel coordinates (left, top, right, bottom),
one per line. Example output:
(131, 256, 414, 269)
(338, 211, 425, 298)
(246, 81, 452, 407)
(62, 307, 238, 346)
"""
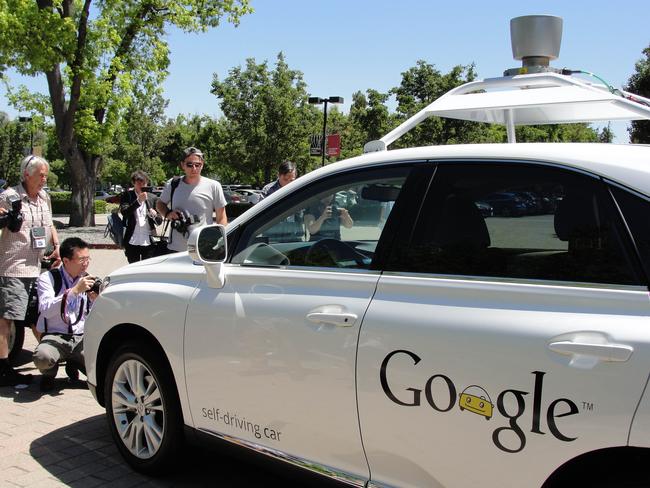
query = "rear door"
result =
(357, 161, 650, 488)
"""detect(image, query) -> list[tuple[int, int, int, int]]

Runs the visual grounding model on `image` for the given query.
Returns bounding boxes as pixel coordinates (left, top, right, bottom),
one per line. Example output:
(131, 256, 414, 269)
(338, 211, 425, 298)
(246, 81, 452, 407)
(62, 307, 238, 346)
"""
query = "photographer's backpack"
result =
(104, 210, 125, 248)
(20, 268, 63, 328)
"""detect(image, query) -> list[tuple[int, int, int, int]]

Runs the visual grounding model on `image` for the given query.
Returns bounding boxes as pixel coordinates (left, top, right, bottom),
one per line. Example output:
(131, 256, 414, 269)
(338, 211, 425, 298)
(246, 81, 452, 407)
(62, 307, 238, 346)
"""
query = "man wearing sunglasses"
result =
(156, 147, 228, 253)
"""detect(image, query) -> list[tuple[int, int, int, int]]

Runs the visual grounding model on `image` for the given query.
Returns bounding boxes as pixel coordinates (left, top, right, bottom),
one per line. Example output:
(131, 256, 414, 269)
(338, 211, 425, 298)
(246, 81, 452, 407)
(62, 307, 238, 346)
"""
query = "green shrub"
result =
(106, 203, 119, 214)
(50, 191, 72, 214)
(49, 191, 112, 215)
(94, 200, 107, 213)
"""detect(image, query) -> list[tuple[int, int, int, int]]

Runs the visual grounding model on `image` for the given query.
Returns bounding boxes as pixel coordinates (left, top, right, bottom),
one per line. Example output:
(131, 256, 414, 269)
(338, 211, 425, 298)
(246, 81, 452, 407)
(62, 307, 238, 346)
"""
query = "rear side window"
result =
(610, 185, 650, 284)
(387, 162, 642, 286)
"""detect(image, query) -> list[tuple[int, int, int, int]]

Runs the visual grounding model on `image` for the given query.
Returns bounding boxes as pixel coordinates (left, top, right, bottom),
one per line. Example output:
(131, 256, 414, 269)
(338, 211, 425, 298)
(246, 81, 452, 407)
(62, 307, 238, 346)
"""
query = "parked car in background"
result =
(94, 190, 112, 201)
(237, 188, 264, 204)
(105, 194, 121, 204)
(483, 192, 528, 217)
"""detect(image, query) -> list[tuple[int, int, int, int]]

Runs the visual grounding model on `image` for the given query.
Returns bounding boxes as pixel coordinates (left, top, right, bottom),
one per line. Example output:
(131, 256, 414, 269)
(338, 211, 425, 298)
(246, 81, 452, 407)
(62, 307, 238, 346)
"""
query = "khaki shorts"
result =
(0, 276, 35, 321)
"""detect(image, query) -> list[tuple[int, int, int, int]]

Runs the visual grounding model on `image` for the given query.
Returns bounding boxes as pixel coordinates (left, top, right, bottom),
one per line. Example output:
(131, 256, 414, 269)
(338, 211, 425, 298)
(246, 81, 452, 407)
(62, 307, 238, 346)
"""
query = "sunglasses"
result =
(185, 162, 203, 169)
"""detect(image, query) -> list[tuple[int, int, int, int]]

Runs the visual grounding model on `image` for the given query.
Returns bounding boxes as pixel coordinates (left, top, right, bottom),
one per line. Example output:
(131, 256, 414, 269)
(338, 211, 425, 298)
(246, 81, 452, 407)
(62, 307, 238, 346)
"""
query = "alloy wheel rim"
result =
(111, 359, 165, 459)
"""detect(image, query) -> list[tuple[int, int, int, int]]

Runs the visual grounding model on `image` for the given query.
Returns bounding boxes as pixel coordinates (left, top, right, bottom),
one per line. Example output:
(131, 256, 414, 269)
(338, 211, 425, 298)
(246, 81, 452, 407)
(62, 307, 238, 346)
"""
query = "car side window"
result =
(387, 163, 642, 286)
(232, 168, 410, 269)
(610, 185, 650, 284)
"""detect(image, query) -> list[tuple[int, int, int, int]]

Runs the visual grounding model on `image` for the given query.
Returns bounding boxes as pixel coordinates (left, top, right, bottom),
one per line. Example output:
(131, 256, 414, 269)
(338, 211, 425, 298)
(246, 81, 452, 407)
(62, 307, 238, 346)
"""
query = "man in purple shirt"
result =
(33, 237, 98, 392)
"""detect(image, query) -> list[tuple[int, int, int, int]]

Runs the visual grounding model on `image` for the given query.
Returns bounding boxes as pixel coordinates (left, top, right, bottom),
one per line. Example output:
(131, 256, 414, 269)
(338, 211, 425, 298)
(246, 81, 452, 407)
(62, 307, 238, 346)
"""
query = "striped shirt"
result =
(0, 184, 53, 278)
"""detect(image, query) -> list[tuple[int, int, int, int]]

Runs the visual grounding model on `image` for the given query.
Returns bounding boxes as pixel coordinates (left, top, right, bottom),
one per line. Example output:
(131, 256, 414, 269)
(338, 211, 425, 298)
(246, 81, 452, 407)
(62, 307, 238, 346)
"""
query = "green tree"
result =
(0, 113, 31, 183)
(211, 52, 319, 185)
(347, 89, 393, 154)
(106, 90, 169, 186)
(626, 45, 650, 144)
(0, 0, 251, 225)
(390, 61, 490, 148)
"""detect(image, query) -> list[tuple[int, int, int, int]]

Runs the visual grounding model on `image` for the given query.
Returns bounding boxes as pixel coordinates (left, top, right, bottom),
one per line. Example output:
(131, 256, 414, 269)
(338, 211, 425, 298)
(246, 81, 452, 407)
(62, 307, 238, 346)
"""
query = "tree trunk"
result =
(66, 149, 98, 227)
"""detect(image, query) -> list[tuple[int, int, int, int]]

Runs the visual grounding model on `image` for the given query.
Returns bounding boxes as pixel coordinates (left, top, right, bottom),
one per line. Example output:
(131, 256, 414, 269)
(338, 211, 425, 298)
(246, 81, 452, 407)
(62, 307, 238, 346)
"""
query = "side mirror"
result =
(188, 225, 228, 288)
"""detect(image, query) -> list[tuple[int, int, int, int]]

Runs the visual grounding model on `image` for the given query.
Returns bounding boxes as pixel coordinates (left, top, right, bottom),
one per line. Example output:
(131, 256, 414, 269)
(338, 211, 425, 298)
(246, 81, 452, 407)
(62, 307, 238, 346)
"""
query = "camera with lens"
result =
(41, 243, 55, 270)
(171, 210, 200, 237)
(0, 193, 24, 232)
(328, 203, 340, 221)
(90, 277, 102, 294)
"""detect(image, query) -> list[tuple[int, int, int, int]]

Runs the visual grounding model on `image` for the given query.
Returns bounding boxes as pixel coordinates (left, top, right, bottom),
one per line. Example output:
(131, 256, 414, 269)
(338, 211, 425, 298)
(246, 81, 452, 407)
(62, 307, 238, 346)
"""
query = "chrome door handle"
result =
(548, 341, 633, 362)
(306, 312, 358, 327)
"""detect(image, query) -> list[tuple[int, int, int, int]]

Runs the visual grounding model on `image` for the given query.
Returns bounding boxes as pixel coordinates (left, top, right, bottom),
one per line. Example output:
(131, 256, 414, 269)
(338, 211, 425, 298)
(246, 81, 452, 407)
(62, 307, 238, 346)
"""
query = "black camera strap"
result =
(167, 176, 182, 244)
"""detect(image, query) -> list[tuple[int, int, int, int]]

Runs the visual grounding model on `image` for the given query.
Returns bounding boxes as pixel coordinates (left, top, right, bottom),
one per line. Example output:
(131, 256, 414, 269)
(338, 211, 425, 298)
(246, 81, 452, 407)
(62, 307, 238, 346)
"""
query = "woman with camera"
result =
(119, 170, 163, 263)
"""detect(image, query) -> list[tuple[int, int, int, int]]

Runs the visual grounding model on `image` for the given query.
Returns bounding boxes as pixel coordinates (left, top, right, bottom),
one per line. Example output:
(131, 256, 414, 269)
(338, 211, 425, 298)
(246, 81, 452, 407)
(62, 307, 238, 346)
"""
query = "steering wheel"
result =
(305, 238, 368, 268)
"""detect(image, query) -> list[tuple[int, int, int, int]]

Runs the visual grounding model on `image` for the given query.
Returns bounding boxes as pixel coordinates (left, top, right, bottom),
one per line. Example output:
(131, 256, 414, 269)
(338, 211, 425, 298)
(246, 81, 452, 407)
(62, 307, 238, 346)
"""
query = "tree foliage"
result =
(0, 0, 252, 225)
(626, 45, 650, 144)
(211, 52, 319, 185)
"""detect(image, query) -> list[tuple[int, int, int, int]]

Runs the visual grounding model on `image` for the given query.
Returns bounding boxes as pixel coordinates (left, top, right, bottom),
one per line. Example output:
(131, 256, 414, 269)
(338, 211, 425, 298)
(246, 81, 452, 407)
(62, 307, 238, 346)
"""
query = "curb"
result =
(88, 243, 120, 249)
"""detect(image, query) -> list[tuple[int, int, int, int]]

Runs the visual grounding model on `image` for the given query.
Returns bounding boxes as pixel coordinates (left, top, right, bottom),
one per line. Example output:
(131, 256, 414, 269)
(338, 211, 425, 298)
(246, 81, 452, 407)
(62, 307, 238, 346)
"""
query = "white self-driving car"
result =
(84, 16, 650, 488)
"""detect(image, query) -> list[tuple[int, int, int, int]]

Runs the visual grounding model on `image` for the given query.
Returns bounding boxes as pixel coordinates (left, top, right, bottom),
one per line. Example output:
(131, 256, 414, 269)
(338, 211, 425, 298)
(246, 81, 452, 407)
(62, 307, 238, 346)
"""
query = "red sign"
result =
(326, 134, 341, 157)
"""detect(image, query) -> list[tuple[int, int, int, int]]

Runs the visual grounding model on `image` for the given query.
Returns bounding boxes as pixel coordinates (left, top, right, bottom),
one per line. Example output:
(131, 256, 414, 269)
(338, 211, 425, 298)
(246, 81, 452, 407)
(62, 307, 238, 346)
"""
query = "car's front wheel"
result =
(104, 343, 183, 474)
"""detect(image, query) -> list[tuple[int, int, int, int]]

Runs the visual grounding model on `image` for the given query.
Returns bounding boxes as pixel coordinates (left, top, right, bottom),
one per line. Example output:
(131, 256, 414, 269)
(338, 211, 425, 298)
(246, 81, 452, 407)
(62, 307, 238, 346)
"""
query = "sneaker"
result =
(40, 375, 56, 392)
(65, 361, 79, 381)
(0, 367, 33, 387)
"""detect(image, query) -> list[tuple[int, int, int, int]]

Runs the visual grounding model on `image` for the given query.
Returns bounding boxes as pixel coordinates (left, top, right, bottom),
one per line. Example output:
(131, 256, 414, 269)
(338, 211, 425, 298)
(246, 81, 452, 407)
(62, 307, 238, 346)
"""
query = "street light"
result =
(308, 96, 344, 166)
(18, 116, 33, 154)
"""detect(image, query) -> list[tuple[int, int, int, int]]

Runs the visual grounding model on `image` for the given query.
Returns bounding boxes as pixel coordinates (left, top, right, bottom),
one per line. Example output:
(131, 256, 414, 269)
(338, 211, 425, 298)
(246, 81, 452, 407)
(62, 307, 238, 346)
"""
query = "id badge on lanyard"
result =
(31, 226, 46, 249)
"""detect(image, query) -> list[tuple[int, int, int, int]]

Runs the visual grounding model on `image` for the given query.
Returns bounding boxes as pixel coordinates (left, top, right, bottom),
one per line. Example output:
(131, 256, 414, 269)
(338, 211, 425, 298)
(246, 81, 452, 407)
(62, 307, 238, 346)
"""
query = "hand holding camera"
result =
(73, 275, 102, 296)
(170, 209, 200, 237)
(0, 193, 24, 232)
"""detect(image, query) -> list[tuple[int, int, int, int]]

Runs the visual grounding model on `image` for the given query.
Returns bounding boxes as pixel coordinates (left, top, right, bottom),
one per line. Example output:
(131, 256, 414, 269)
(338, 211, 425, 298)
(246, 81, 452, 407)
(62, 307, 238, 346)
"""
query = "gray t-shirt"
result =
(160, 176, 227, 252)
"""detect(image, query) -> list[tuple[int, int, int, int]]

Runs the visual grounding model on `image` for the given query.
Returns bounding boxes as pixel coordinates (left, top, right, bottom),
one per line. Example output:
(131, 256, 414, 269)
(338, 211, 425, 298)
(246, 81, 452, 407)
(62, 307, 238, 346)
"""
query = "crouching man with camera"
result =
(156, 147, 228, 254)
(33, 237, 99, 392)
(0, 155, 60, 388)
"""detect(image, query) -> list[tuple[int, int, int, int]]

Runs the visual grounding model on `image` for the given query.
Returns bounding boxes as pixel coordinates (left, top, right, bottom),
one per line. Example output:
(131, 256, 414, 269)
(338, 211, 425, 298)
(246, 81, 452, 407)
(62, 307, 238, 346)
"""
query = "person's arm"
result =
(340, 208, 353, 229)
(47, 226, 61, 267)
(215, 207, 228, 226)
(305, 207, 331, 235)
(148, 196, 164, 225)
(156, 188, 179, 220)
(37, 272, 63, 319)
(120, 191, 142, 218)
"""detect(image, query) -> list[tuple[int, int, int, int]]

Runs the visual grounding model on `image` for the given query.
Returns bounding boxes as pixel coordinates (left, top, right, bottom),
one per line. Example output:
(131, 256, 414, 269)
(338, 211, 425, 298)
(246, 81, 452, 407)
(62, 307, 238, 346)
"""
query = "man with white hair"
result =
(0, 155, 60, 387)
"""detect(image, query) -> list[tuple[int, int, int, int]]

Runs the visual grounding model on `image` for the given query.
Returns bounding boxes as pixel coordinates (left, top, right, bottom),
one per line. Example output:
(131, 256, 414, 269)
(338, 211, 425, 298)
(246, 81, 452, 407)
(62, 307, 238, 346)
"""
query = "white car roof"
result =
(232, 143, 650, 228)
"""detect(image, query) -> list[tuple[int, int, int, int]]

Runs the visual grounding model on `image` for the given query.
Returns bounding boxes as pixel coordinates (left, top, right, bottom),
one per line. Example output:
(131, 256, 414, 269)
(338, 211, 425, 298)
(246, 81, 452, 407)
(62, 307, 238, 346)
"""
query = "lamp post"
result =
(308, 96, 343, 166)
(18, 116, 33, 154)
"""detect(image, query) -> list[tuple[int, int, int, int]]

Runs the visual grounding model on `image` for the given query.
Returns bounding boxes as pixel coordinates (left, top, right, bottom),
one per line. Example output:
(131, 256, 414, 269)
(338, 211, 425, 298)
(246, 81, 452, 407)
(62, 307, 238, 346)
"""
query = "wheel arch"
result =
(542, 446, 650, 487)
(95, 324, 179, 409)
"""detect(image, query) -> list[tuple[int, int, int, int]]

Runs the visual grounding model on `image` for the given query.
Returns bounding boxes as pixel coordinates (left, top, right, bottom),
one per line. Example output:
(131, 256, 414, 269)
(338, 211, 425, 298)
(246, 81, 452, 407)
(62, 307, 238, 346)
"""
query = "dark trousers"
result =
(124, 242, 154, 263)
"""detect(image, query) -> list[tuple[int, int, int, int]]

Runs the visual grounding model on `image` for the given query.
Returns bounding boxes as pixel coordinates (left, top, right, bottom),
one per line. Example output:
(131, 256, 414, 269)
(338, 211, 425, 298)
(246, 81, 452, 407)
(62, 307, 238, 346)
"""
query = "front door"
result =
(185, 166, 412, 482)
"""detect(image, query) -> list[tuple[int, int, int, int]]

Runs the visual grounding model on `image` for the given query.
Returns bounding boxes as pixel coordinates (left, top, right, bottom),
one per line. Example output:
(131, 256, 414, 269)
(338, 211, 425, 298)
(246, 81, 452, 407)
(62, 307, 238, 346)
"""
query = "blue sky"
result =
(1, 0, 648, 142)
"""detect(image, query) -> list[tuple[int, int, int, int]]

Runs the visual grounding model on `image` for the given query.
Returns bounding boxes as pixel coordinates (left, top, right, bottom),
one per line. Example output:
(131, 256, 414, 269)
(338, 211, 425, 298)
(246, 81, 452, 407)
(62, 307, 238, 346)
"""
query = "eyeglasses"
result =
(184, 162, 203, 169)
(75, 257, 92, 264)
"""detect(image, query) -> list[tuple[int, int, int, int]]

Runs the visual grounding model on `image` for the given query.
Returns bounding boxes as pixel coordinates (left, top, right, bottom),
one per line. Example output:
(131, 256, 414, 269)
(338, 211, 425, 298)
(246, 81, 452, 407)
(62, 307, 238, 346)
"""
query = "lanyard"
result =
(59, 272, 87, 332)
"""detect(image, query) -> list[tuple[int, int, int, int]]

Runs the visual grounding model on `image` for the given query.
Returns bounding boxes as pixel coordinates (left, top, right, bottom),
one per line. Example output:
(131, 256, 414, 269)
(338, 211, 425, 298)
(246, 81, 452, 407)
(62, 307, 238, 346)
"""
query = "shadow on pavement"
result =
(30, 415, 298, 487)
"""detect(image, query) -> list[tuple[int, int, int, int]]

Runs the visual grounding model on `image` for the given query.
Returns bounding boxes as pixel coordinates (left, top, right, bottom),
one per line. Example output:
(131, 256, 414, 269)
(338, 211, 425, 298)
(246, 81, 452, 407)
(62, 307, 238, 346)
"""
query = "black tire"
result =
(104, 343, 184, 474)
(8, 323, 25, 365)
